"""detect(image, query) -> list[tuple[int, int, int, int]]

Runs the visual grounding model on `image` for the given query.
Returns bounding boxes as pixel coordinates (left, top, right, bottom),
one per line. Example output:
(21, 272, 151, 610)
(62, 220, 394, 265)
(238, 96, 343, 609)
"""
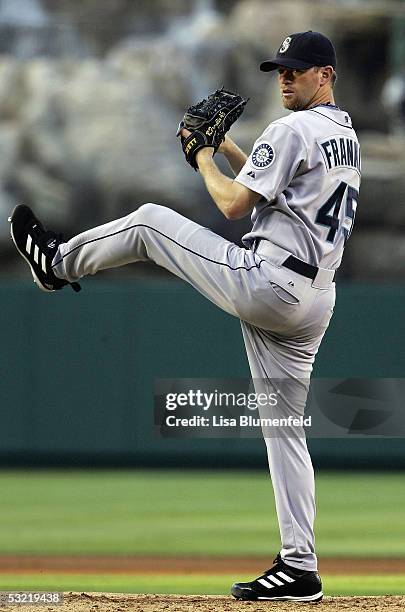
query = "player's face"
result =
(277, 67, 322, 111)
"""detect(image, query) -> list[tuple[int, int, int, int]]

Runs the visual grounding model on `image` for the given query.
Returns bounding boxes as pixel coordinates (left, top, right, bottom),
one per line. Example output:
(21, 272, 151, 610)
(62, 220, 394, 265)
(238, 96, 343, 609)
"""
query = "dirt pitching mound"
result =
(1, 593, 404, 612)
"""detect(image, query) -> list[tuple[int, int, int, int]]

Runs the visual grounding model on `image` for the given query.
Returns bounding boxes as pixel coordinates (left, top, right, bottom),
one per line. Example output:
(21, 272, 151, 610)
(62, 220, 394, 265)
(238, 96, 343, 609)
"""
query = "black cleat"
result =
(231, 554, 323, 602)
(9, 204, 81, 293)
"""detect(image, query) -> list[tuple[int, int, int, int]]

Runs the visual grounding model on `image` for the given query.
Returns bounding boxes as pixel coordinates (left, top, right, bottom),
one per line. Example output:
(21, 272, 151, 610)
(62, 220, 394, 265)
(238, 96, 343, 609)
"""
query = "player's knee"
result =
(136, 202, 162, 222)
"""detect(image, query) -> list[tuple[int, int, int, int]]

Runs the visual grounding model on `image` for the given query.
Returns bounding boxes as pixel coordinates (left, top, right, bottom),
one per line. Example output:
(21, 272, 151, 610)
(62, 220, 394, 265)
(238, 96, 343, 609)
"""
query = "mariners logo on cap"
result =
(252, 143, 275, 168)
(279, 36, 292, 54)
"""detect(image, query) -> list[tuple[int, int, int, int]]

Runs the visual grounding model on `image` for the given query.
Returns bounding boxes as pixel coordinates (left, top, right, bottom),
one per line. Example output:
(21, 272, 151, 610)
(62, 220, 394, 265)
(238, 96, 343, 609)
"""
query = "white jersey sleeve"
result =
(235, 122, 307, 202)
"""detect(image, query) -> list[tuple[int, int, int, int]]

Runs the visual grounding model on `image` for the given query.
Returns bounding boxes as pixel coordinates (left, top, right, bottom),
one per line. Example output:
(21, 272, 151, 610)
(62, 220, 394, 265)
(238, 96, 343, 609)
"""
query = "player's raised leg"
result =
(9, 201, 283, 327)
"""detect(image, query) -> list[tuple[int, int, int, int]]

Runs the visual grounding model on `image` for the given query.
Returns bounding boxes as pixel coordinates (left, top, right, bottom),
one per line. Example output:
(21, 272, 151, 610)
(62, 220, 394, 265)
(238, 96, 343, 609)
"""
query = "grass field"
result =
(0, 574, 404, 596)
(0, 469, 404, 595)
(1, 470, 404, 556)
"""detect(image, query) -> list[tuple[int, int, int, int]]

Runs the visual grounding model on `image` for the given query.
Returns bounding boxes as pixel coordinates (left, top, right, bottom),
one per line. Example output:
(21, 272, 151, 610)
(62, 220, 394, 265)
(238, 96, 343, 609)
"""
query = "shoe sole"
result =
(9, 212, 54, 293)
(232, 585, 323, 603)
(257, 592, 323, 602)
(233, 591, 323, 602)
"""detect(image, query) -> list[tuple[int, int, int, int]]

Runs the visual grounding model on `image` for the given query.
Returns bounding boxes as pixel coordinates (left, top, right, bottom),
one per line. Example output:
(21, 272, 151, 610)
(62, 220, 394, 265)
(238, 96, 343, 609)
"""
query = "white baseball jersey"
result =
(235, 104, 361, 270)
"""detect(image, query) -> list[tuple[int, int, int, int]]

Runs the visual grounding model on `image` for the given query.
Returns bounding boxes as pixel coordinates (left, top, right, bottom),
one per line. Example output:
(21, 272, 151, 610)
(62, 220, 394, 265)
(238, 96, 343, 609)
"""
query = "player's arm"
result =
(196, 147, 261, 220)
(218, 135, 248, 176)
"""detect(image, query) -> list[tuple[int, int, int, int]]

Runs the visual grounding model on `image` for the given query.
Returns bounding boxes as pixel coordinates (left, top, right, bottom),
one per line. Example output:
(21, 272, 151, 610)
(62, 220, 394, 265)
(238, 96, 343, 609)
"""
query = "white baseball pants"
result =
(53, 203, 335, 572)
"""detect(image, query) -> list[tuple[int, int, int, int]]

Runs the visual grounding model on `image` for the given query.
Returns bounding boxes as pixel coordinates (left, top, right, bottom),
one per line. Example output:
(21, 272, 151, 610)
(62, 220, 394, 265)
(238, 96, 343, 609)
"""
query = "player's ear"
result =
(320, 66, 333, 84)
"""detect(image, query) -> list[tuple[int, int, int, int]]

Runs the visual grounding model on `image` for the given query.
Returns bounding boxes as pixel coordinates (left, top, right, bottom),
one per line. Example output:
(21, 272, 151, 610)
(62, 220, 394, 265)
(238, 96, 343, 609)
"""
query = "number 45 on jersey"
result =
(316, 181, 358, 243)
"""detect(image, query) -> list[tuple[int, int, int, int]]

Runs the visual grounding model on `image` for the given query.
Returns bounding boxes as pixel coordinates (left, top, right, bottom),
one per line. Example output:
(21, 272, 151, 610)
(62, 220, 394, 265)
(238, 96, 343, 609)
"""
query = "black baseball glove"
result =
(177, 87, 248, 170)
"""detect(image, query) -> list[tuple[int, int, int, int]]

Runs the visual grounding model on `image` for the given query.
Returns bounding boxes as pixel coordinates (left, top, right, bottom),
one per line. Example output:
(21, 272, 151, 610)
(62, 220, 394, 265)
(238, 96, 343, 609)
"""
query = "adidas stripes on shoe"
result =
(231, 554, 323, 602)
(9, 204, 80, 293)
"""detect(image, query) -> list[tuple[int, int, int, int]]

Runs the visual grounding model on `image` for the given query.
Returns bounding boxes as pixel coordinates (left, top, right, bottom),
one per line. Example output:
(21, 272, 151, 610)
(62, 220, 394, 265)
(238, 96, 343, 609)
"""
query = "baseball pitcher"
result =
(9, 31, 360, 602)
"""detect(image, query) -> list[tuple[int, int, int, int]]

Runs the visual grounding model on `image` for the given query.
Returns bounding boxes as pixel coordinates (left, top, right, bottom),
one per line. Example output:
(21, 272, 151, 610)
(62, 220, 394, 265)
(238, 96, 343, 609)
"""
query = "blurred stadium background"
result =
(0, 0, 404, 598)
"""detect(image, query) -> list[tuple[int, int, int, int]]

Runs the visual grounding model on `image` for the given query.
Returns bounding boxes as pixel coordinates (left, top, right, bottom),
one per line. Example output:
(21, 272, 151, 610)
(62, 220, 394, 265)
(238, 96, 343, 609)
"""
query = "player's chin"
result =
(281, 96, 304, 112)
(282, 102, 296, 111)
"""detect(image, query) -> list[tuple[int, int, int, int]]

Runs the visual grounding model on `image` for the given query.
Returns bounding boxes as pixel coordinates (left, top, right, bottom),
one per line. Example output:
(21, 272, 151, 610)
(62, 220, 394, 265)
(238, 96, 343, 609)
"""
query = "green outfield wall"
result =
(1, 280, 404, 468)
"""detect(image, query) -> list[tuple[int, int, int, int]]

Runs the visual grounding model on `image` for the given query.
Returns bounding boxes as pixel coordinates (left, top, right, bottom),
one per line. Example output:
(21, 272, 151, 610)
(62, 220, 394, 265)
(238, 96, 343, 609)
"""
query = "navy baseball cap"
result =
(260, 31, 336, 72)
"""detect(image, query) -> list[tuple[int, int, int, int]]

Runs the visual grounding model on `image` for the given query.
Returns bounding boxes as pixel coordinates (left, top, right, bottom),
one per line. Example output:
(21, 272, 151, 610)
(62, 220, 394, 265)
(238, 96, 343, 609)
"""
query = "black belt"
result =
(282, 255, 336, 282)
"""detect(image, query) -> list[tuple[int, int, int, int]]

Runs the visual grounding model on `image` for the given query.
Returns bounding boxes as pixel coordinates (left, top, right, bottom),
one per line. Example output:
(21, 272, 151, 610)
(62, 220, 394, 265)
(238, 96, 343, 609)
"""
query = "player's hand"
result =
(178, 127, 214, 166)
(179, 127, 191, 139)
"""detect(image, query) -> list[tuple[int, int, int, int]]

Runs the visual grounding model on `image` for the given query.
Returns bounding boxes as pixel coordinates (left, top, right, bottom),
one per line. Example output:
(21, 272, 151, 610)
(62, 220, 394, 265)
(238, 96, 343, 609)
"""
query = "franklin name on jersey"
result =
(319, 136, 360, 173)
